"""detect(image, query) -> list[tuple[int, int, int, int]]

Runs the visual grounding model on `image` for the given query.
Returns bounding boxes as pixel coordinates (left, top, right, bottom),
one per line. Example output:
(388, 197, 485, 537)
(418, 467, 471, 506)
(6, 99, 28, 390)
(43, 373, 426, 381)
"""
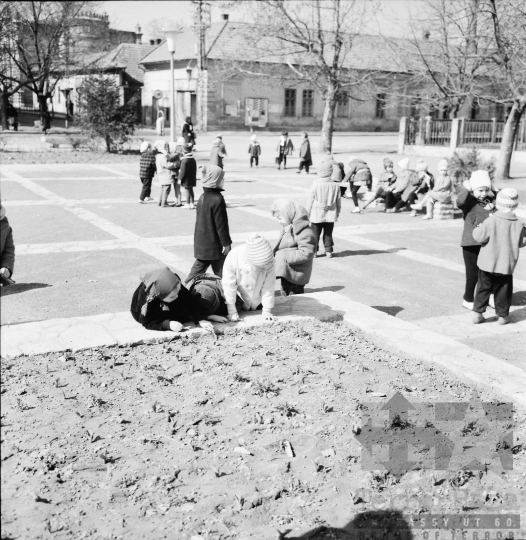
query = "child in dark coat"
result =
(456, 170, 496, 311)
(139, 141, 157, 203)
(297, 132, 312, 174)
(363, 157, 397, 210)
(188, 273, 229, 322)
(178, 144, 197, 209)
(248, 134, 261, 167)
(185, 165, 232, 284)
(472, 189, 526, 325)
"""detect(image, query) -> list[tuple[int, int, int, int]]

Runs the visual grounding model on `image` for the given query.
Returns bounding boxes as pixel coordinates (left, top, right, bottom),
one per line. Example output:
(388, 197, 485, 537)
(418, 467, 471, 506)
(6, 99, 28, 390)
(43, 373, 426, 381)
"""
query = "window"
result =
(336, 91, 349, 118)
(284, 89, 296, 116)
(375, 93, 386, 118)
(302, 89, 314, 117)
(21, 87, 34, 107)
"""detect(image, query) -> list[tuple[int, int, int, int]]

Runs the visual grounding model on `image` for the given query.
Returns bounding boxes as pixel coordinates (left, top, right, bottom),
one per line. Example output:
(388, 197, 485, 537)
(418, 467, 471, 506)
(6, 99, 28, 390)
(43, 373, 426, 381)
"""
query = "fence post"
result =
(458, 117, 466, 146)
(491, 117, 497, 143)
(398, 116, 407, 154)
(450, 118, 460, 151)
(417, 117, 425, 144)
(425, 116, 432, 145)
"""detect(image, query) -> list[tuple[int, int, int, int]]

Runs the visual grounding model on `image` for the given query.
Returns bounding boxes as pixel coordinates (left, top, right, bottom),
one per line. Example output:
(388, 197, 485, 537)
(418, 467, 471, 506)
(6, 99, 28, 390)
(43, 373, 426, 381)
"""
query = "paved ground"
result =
(1, 134, 525, 369)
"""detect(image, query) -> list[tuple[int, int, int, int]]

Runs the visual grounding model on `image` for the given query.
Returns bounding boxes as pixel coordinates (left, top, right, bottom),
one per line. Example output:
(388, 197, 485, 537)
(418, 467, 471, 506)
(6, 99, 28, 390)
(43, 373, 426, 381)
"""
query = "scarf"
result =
(139, 267, 181, 317)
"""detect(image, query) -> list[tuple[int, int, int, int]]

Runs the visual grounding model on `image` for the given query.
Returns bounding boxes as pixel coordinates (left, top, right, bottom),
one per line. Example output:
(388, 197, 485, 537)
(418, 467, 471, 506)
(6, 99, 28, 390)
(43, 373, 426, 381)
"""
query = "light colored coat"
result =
(472, 211, 526, 274)
(155, 153, 177, 185)
(222, 245, 276, 316)
(306, 177, 342, 223)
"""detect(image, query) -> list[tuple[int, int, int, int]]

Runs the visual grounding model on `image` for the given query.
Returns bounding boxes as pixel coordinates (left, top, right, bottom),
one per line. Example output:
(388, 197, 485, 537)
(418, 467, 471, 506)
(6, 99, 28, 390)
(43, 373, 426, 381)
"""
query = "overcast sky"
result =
(102, 1, 429, 42)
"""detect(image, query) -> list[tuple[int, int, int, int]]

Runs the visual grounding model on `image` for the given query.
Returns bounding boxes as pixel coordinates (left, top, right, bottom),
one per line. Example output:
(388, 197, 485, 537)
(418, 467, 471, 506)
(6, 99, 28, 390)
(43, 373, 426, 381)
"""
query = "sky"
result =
(102, 0, 429, 42)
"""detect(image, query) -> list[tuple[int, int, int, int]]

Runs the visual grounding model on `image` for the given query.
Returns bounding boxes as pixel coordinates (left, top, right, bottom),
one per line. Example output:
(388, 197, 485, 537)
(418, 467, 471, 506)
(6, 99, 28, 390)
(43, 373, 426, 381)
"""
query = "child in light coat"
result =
(411, 159, 452, 219)
(222, 233, 276, 321)
(155, 141, 179, 207)
(472, 189, 526, 325)
(248, 134, 261, 168)
(306, 160, 341, 258)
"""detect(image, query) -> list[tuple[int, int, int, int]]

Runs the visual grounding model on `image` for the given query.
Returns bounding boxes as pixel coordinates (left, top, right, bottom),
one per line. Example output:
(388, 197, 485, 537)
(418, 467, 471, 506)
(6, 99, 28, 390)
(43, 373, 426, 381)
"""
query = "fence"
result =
(404, 116, 526, 151)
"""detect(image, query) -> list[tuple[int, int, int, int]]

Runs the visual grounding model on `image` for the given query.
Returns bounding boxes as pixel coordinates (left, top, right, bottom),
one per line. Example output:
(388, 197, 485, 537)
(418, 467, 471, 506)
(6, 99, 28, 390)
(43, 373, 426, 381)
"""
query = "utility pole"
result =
(192, 0, 210, 133)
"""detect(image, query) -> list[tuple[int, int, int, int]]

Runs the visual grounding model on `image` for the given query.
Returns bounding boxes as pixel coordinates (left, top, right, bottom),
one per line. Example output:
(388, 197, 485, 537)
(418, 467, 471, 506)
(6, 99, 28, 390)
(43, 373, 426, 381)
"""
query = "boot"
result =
(160, 186, 171, 207)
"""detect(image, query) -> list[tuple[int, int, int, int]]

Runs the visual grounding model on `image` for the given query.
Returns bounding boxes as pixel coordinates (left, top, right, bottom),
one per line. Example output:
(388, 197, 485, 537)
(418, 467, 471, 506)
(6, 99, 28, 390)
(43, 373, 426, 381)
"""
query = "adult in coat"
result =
(296, 132, 312, 174)
(210, 136, 227, 169)
(0, 204, 15, 285)
(181, 116, 196, 147)
(276, 131, 294, 170)
(271, 199, 316, 295)
(185, 164, 232, 283)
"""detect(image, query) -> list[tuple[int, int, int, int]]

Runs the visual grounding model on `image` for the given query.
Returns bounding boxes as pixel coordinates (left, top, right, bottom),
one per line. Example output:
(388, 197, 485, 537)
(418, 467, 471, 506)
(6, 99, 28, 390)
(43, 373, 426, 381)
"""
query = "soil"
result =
(1, 319, 525, 540)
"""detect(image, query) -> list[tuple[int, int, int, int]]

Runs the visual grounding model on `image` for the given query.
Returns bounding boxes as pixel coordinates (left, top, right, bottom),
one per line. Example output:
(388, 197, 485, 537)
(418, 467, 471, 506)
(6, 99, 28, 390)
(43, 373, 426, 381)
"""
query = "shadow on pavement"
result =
(511, 290, 526, 306)
(372, 305, 404, 317)
(0, 283, 51, 296)
(288, 510, 414, 539)
(334, 247, 405, 258)
(305, 285, 345, 294)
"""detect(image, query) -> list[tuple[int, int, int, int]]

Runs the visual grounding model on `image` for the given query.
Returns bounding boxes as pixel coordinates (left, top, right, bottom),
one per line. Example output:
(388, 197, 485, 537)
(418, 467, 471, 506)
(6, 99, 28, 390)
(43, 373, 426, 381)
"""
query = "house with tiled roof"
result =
(139, 22, 498, 132)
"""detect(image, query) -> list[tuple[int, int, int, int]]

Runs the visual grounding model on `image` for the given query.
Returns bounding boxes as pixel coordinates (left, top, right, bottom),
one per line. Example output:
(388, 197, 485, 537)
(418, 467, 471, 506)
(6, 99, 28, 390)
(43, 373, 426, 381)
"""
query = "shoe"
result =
(498, 316, 510, 325)
(385, 208, 396, 213)
(410, 204, 423, 211)
(489, 294, 495, 309)
(422, 215, 433, 220)
(472, 312, 485, 324)
(174, 203, 183, 207)
(145, 197, 154, 202)
(315, 253, 326, 258)
(409, 210, 417, 217)
(296, 170, 301, 174)
(462, 300, 474, 311)
(326, 252, 333, 258)
(189, 204, 195, 210)
(352, 207, 362, 214)
(139, 199, 146, 204)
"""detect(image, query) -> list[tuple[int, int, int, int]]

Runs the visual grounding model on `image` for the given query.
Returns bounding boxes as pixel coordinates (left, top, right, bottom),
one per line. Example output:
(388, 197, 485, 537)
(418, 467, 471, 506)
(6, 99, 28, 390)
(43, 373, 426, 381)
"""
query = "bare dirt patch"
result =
(1, 320, 524, 539)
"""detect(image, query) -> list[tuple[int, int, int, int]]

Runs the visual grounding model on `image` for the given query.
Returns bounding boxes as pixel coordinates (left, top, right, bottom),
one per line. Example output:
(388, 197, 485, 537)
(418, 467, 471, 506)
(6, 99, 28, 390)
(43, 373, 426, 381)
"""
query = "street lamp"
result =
(163, 29, 181, 143)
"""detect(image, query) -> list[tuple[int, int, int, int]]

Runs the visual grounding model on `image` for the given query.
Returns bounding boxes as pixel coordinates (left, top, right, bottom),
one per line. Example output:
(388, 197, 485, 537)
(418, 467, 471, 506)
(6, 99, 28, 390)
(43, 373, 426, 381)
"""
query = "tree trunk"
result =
(0, 91, 10, 130)
(37, 93, 51, 132)
(496, 101, 525, 180)
(320, 84, 337, 154)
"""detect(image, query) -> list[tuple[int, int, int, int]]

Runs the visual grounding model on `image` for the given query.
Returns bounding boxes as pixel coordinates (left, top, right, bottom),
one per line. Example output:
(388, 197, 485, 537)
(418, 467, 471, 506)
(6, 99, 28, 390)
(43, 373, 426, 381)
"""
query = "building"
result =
(139, 23, 502, 133)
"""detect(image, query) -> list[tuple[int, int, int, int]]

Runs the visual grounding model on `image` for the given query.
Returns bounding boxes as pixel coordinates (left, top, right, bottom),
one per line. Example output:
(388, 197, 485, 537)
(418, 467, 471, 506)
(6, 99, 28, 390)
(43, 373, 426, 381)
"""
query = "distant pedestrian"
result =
(155, 110, 165, 136)
(306, 160, 341, 258)
(456, 170, 496, 311)
(344, 157, 372, 213)
(138, 141, 156, 203)
(179, 143, 197, 209)
(362, 158, 397, 210)
(155, 141, 179, 208)
(276, 131, 294, 170)
(0, 204, 15, 286)
(271, 198, 316, 296)
(182, 116, 196, 148)
(248, 134, 261, 167)
(297, 132, 312, 174)
(472, 188, 526, 325)
(210, 135, 227, 169)
(168, 141, 182, 207)
(410, 159, 451, 219)
(185, 164, 232, 283)
(222, 233, 277, 321)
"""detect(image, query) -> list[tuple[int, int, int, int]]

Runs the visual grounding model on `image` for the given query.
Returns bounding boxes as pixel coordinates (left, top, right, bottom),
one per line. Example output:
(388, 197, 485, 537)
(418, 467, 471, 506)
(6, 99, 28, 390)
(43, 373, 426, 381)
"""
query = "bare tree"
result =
(145, 18, 184, 41)
(216, 0, 377, 152)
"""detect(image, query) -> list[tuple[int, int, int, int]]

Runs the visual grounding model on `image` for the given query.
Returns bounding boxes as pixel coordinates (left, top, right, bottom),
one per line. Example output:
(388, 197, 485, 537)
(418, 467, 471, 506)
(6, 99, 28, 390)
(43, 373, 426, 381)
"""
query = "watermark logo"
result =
(355, 391, 516, 479)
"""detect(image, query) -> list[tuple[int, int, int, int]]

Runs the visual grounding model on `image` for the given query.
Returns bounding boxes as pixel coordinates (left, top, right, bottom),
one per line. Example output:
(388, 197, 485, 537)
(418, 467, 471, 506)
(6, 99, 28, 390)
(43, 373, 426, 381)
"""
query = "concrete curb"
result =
(1, 291, 524, 410)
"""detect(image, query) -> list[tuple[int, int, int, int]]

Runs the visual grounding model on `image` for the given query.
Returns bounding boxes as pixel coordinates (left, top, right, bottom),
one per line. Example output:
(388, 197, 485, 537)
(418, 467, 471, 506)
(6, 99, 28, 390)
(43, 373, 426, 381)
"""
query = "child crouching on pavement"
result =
(472, 189, 526, 325)
(139, 141, 156, 203)
(363, 158, 397, 210)
(306, 160, 341, 258)
(411, 159, 451, 220)
(222, 233, 276, 321)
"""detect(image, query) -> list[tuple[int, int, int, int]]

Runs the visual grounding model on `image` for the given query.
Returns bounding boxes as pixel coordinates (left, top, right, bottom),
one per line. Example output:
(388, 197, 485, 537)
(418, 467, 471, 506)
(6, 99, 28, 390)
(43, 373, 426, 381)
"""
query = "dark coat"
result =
(299, 139, 312, 166)
(0, 217, 15, 275)
(456, 187, 496, 247)
(182, 122, 195, 144)
(194, 188, 232, 260)
(139, 150, 157, 179)
(178, 155, 197, 188)
(130, 283, 205, 331)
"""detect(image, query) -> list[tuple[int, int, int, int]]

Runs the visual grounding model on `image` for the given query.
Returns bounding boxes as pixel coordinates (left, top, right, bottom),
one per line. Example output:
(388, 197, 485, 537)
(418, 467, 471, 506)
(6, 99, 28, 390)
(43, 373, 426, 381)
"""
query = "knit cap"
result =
(250, 134, 257, 142)
(140, 140, 150, 153)
(398, 157, 410, 170)
(415, 160, 428, 172)
(191, 278, 221, 316)
(496, 188, 519, 213)
(469, 170, 491, 191)
(177, 136, 185, 145)
(245, 233, 274, 267)
(168, 141, 177, 154)
(201, 164, 225, 189)
(383, 158, 393, 169)
(318, 160, 333, 178)
(139, 267, 181, 316)
(155, 140, 168, 154)
(437, 159, 448, 172)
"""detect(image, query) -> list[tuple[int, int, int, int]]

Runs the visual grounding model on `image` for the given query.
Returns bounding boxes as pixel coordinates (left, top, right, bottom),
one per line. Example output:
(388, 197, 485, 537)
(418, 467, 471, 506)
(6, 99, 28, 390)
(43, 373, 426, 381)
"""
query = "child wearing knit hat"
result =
(248, 134, 261, 168)
(222, 233, 277, 321)
(363, 157, 397, 210)
(410, 159, 451, 219)
(456, 170, 497, 310)
(306, 160, 341, 257)
(472, 188, 526, 325)
(138, 141, 157, 203)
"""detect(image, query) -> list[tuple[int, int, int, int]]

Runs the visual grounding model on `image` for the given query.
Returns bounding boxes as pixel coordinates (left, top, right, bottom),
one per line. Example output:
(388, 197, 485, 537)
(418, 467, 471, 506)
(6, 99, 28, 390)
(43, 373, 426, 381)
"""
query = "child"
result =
(179, 143, 197, 209)
(276, 131, 294, 170)
(297, 132, 312, 174)
(155, 141, 178, 207)
(222, 233, 276, 321)
(270, 198, 316, 295)
(344, 157, 372, 213)
(362, 158, 397, 210)
(168, 141, 182, 207)
(456, 170, 496, 310)
(130, 267, 215, 332)
(384, 158, 411, 212)
(248, 134, 261, 168)
(139, 141, 157, 203)
(188, 273, 230, 322)
(210, 135, 227, 169)
(410, 159, 451, 220)
(0, 204, 15, 286)
(306, 160, 341, 258)
(185, 164, 232, 283)
(408, 161, 434, 217)
(472, 189, 526, 325)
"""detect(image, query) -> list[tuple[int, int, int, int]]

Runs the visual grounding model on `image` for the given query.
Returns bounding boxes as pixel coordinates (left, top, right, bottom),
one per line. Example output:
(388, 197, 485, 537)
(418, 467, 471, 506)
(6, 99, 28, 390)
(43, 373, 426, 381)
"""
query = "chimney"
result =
(136, 24, 142, 44)
(156, 38, 161, 45)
